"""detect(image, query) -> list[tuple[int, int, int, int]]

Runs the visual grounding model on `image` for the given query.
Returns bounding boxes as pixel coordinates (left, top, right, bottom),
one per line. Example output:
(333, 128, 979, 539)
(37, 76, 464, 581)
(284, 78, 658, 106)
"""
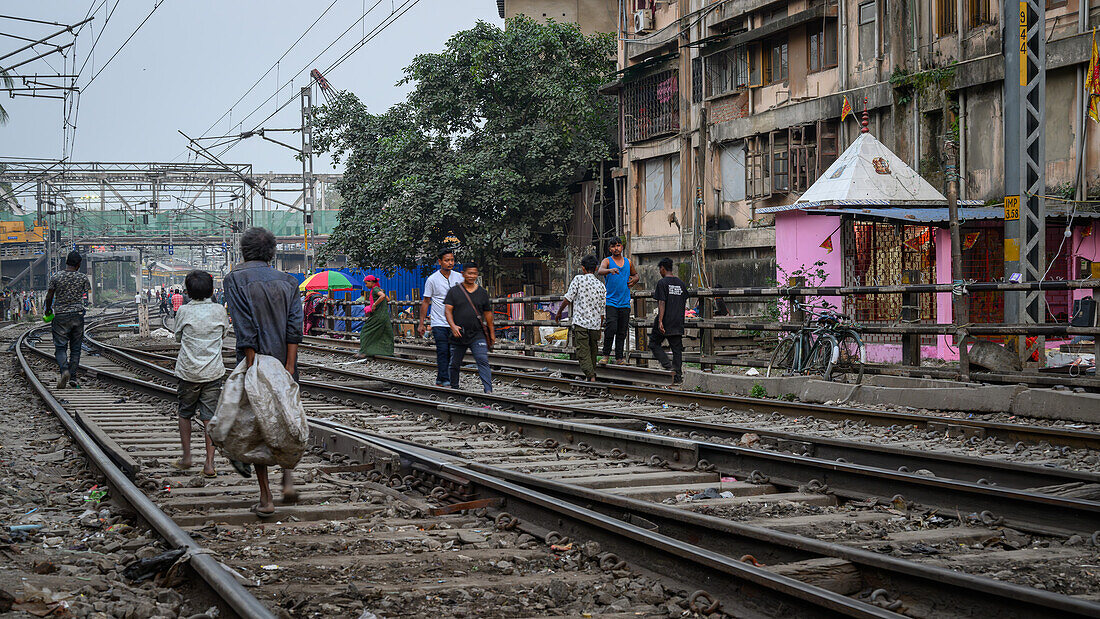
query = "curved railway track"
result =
(43, 319, 1100, 616)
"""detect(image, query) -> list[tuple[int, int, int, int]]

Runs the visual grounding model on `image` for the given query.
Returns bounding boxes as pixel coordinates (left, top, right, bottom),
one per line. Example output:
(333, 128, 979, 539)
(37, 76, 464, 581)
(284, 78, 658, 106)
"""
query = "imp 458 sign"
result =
(1004, 196, 1020, 221)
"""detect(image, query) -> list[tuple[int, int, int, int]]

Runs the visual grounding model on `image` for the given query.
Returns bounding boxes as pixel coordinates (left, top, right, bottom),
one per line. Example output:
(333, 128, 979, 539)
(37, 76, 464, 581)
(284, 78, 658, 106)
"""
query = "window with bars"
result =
(843, 221, 938, 327)
(705, 47, 749, 98)
(746, 135, 771, 199)
(746, 122, 839, 197)
(767, 37, 789, 84)
(935, 0, 957, 37)
(622, 69, 680, 143)
(771, 131, 789, 192)
(808, 19, 839, 72)
(692, 57, 703, 103)
(967, 0, 992, 26)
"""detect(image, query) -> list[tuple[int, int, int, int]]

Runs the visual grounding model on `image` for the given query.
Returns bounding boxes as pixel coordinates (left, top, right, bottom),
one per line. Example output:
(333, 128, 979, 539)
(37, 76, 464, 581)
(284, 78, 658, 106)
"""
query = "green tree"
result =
(313, 17, 616, 274)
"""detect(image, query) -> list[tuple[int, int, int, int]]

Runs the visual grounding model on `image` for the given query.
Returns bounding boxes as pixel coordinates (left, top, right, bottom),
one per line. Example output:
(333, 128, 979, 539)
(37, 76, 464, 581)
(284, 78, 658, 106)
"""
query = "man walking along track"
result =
(650, 257, 687, 384)
(418, 250, 463, 386)
(444, 263, 495, 393)
(223, 227, 304, 517)
(597, 237, 637, 365)
(555, 254, 605, 381)
(44, 250, 91, 389)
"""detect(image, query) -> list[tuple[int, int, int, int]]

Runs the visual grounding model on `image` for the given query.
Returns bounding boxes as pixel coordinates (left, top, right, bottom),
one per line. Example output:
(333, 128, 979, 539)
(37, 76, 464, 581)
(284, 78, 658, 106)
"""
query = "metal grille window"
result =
(967, 0, 992, 26)
(843, 222, 938, 330)
(935, 0, 957, 37)
(961, 222, 1004, 327)
(768, 38, 788, 83)
(692, 57, 703, 103)
(705, 47, 748, 97)
(622, 69, 680, 143)
(808, 19, 839, 72)
(771, 131, 789, 192)
(745, 135, 771, 199)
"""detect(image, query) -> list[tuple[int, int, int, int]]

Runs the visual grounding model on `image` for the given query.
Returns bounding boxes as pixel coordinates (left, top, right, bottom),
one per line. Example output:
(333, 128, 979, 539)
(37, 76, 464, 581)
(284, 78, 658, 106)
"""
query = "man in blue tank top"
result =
(597, 237, 637, 365)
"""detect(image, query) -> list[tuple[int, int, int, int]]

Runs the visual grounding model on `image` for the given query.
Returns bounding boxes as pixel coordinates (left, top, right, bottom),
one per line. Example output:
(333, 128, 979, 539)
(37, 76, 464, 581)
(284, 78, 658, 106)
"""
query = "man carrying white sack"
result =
(217, 227, 306, 518)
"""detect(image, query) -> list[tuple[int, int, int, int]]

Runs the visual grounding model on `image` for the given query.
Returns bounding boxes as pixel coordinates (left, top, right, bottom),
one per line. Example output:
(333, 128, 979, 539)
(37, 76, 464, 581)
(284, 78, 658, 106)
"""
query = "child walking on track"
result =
(172, 270, 229, 478)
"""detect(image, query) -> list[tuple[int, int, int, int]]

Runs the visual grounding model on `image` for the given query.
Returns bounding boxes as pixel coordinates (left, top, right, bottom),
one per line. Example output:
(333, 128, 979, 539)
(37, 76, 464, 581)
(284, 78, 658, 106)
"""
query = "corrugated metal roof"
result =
(759, 199, 985, 214)
(802, 206, 1004, 225)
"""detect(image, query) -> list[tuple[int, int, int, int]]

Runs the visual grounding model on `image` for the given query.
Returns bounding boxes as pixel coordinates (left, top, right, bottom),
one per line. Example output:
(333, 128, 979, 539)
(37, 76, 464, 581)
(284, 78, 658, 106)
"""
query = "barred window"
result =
(622, 69, 680, 143)
(705, 47, 748, 98)
(935, 0, 957, 37)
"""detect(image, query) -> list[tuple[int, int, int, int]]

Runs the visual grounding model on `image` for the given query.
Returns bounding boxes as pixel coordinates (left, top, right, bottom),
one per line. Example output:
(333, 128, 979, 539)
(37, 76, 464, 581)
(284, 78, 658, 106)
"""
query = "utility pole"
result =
(945, 139, 970, 379)
(301, 86, 316, 273)
(1003, 0, 1046, 364)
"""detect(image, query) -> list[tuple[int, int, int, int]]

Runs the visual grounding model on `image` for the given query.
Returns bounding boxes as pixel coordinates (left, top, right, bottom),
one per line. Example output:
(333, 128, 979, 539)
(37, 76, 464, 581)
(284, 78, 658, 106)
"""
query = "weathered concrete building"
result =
(495, 0, 618, 34)
(605, 0, 1100, 297)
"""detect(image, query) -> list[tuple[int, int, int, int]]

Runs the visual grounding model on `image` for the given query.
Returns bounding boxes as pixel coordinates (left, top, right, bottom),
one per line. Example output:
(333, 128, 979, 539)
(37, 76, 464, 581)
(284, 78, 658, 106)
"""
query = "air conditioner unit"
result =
(634, 9, 654, 34)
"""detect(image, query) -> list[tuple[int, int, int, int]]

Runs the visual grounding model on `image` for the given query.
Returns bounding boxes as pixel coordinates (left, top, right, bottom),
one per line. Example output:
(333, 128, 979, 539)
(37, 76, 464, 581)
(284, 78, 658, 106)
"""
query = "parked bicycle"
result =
(766, 299, 866, 383)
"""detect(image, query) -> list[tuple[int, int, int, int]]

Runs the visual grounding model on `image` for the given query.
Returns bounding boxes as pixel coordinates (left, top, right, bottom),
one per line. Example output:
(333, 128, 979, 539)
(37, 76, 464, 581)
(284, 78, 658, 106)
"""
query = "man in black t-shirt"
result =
(650, 257, 687, 383)
(444, 264, 496, 393)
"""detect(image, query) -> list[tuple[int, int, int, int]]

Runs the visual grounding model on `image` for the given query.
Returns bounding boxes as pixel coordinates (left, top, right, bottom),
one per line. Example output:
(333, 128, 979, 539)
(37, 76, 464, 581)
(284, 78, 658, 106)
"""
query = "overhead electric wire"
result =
(74, 0, 119, 80)
(208, 0, 388, 153)
(82, 0, 164, 91)
(214, 0, 418, 160)
(192, 0, 343, 143)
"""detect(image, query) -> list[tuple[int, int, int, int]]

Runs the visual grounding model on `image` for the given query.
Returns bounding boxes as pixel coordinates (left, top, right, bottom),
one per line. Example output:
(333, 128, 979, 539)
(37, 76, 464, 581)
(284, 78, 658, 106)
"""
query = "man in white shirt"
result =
(555, 255, 605, 381)
(417, 250, 464, 386)
(173, 270, 229, 478)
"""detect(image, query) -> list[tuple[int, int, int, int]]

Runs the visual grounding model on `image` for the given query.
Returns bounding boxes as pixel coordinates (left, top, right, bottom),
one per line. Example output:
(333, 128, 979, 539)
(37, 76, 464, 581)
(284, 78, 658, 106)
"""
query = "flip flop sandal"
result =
(201, 471, 218, 479)
(170, 459, 192, 471)
(230, 460, 253, 479)
(249, 503, 276, 519)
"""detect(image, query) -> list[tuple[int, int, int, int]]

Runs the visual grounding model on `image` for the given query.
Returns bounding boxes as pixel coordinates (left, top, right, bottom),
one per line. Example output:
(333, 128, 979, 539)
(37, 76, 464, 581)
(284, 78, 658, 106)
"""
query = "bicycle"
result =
(766, 300, 866, 384)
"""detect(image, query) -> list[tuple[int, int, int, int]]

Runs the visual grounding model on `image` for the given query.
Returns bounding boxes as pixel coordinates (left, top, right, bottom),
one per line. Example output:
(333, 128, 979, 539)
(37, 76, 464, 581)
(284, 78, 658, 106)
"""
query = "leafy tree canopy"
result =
(313, 17, 616, 274)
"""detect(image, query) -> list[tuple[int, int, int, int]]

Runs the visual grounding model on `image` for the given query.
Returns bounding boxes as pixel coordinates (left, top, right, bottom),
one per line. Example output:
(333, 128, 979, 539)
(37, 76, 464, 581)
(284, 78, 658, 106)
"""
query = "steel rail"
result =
(77, 332, 1100, 537)
(297, 339, 1100, 452)
(15, 326, 276, 619)
(73, 329, 900, 616)
(105, 338, 1093, 495)
(70, 330, 1100, 616)
(311, 419, 1100, 619)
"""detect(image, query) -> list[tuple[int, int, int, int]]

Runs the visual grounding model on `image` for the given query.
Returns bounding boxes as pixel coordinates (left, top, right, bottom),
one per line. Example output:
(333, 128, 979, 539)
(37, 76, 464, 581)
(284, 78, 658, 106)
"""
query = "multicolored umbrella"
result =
(299, 270, 356, 291)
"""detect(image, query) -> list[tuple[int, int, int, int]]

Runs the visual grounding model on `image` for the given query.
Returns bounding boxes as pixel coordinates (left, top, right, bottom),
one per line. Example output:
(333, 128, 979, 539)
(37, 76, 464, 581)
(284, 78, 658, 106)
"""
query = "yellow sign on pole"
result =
(1020, 3, 1028, 86)
(1004, 195, 1020, 221)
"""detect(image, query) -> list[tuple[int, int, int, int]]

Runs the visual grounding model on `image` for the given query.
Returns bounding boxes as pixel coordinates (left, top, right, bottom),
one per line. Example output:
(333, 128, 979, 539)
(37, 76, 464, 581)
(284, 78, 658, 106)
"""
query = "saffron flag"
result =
(962, 231, 981, 251)
(841, 95, 853, 122)
(819, 236, 834, 254)
(1087, 28, 1100, 123)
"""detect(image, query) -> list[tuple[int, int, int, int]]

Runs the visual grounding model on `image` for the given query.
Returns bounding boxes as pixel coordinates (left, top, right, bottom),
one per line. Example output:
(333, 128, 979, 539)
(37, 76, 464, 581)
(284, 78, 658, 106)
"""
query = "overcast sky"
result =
(0, 0, 501, 175)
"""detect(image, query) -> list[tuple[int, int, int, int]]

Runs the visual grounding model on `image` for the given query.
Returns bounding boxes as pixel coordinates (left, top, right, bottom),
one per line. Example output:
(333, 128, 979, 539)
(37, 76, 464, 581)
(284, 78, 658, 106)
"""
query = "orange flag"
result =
(1087, 29, 1100, 123)
(841, 95, 853, 122)
(819, 236, 834, 254)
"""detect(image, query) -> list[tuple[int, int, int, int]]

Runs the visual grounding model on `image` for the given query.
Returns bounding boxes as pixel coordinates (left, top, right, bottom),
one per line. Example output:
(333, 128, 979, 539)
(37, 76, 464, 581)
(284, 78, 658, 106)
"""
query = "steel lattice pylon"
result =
(1004, 0, 1046, 362)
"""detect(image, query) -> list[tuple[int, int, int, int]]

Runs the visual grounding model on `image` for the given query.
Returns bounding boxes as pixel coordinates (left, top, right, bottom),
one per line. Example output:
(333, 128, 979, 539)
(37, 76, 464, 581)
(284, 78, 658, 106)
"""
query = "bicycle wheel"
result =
(827, 329, 866, 384)
(767, 336, 797, 377)
(807, 334, 838, 378)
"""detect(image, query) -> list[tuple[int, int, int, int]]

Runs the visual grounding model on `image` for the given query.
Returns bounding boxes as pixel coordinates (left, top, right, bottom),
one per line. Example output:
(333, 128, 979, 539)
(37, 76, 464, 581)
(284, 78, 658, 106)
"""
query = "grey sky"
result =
(0, 0, 502, 175)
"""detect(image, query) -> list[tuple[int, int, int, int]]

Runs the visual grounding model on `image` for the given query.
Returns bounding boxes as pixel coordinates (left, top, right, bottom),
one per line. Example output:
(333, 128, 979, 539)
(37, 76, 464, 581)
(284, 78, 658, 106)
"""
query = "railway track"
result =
(297, 335, 1100, 453)
(56, 321, 1100, 616)
(16, 321, 915, 618)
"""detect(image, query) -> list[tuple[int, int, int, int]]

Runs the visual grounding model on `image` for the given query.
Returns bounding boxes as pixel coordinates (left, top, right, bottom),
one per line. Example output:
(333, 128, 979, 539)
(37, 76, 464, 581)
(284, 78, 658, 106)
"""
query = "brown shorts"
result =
(177, 379, 222, 422)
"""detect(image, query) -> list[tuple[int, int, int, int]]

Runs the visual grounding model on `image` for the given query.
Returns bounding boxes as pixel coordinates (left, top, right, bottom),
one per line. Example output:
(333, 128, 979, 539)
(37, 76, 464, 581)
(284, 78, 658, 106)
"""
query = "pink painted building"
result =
(762, 129, 1098, 363)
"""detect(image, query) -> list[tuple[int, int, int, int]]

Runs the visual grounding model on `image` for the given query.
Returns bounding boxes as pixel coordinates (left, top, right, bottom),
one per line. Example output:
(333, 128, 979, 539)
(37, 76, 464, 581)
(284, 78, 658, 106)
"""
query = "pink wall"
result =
(774, 211, 844, 312)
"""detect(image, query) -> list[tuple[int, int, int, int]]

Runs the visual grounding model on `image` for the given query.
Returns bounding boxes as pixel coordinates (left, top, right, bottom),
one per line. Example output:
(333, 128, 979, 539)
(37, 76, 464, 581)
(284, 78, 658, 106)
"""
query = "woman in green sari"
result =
(356, 275, 394, 358)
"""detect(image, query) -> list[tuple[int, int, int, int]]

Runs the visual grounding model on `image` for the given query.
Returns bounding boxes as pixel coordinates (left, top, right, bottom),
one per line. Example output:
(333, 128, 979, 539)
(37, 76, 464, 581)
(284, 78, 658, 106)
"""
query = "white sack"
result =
(208, 355, 309, 468)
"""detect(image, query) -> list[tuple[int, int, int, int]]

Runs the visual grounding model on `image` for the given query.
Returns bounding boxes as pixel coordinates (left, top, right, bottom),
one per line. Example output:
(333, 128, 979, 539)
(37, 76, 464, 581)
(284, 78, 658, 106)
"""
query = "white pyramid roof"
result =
(795, 131, 947, 205)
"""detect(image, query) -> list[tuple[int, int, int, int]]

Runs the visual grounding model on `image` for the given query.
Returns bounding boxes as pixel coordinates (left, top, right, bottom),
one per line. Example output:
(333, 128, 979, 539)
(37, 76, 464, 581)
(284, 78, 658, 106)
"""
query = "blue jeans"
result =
(51, 312, 84, 376)
(431, 326, 452, 386)
(449, 336, 492, 393)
